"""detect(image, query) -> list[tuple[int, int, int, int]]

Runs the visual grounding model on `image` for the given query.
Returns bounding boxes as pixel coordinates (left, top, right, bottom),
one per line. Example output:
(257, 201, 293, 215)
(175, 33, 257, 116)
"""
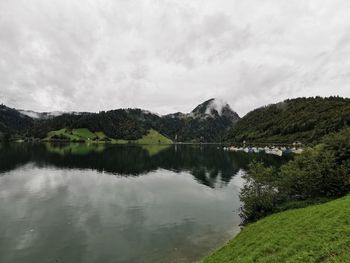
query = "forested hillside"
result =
(0, 99, 240, 142)
(3, 97, 349, 144)
(0, 104, 33, 137)
(31, 109, 153, 140)
(226, 97, 350, 144)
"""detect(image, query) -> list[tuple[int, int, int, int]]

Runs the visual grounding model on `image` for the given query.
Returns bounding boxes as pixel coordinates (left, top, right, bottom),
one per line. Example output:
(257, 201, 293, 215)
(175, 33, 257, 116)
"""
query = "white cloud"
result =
(0, 0, 349, 116)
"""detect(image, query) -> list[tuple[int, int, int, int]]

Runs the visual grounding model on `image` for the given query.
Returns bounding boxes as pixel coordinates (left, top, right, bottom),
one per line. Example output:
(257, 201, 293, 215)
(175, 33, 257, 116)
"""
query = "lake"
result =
(0, 143, 289, 263)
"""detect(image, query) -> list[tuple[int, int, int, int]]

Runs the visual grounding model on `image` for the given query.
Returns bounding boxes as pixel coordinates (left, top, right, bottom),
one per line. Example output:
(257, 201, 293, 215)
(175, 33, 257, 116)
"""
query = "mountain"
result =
(18, 109, 83, 120)
(0, 105, 33, 135)
(0, 99, 240, 143)
(161, 98, 240, 142)
(2, 97, 349, 144)
(226, 96, 350, 144)
(191, 98, 238, 120)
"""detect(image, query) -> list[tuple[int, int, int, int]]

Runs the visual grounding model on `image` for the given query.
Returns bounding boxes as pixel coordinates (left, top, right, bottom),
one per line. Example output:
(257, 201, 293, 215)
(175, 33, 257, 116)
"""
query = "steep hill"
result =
(226, 97, 350, 144)
(161, 98, 240, 142)
(202, 195, 350, 263)
(0, 104, 33, 135)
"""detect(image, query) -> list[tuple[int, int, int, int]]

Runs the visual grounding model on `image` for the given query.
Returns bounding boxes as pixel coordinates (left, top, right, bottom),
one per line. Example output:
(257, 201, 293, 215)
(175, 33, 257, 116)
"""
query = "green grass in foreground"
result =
(135, 129, 173, 144)
(202, 195, 350, 263)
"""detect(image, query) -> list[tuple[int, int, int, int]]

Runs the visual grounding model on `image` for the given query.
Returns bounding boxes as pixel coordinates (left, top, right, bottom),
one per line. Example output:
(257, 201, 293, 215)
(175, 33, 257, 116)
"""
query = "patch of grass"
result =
(135, 129, 173, 145)
(46, 128, 108, 142)
(45, 128, 172, 145)
(71, 128, 97, 140)
(95, 131, 107, 140)
(46, 128, 66, 139)
(201, 195, 350, 263)
(46, 128, 81, 141)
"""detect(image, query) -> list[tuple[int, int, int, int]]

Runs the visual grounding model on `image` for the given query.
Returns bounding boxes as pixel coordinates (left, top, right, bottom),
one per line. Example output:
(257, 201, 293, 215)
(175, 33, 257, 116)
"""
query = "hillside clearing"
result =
(135, 129, 173, 144)
(45, 128, 173, 145)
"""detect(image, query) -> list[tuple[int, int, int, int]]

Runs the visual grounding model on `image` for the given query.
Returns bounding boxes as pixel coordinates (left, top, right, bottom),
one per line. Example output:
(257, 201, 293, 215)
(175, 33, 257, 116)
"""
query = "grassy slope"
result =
(71, 128, 97, 139)
(95, 131, 107, 140)
(202, 196, 350, 263)
(47, 128, 105, 140)
(46, 128, 173, 144)
(135, 129, 173, 144)
(47, 128, 80, 140)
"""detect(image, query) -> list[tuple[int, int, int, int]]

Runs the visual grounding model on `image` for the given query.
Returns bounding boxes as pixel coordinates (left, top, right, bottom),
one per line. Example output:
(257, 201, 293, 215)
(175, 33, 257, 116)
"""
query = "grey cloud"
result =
(0, 0, 349, 115)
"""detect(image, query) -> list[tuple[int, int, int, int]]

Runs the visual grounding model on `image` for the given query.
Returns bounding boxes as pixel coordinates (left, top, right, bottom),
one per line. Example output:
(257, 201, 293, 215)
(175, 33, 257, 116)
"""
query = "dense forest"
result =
(1, 97, 349, 143)
(226, 96, 350, 144)
(0, 104, 33, 140)
(0, 99, 240, 142)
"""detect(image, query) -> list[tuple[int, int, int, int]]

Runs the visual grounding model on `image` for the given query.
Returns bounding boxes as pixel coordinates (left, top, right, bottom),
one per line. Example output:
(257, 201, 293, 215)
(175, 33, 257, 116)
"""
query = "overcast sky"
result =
(0, 0, 350, 116)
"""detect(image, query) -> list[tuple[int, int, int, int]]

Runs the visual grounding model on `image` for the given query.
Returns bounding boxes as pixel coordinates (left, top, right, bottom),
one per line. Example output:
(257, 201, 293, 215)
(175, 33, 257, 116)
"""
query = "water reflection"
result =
(0, 143, 290, 263)
(0, 143, 289, 188)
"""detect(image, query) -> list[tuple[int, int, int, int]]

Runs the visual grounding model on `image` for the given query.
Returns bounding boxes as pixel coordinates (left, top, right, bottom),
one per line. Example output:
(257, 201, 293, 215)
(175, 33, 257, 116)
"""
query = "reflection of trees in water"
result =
(0, 143, 35, 173)
(0, 143, 291, 188)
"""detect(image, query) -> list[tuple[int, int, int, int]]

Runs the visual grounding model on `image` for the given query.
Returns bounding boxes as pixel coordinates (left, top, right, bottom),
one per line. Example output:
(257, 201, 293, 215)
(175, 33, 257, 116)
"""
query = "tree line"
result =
(1, 103, 239, 142)
(240, 127, 350, 223)
(226, 96, 350, 144)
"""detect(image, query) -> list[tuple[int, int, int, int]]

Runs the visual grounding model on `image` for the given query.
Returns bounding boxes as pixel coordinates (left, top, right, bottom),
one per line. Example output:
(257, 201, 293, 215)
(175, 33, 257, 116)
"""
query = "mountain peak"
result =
(191, 98, 239, 119)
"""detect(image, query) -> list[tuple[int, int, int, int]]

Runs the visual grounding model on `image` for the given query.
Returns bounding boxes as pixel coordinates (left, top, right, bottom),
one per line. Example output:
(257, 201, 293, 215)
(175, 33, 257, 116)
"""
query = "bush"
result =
(240, 128, 350, 223)
(240, 162, 279, 223)
(280, 146, 347, 199)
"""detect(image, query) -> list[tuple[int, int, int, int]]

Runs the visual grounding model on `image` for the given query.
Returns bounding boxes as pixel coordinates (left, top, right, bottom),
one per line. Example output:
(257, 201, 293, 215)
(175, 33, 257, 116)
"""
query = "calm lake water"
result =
(0, 143, 289, 263)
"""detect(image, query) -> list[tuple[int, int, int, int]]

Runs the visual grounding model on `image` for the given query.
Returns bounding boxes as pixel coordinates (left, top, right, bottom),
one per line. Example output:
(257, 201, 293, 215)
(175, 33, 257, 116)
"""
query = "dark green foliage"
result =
(2, 96, 349, 143)
(30, 109, 152, 140)
(0, 132, 10, 142)
(51, 134, 69, 141)
(240, 162, 279, 222)
(0, 99, 239, 142)
(280, 147, 348, 199)
(280, 128, 350, 200)
(240, 128, 350, 223)
(100, 137, 111, 142)
(227, 96, 350, 144)
(0, 104, 33, 137)
(322, 127, 350, 164)
(161, 114, 237, 142)
(160, 98, 240, 142)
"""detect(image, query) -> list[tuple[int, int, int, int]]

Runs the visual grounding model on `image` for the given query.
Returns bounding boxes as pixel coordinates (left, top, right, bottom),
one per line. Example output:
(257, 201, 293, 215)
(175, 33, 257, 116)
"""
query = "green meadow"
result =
(45, 128, 173, 145)
(202, 195, 350, 263)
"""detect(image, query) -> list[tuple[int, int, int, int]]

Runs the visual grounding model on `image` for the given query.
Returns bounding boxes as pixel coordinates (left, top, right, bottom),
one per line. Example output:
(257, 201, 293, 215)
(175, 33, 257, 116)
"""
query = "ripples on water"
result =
(0, 143, 289, 263)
